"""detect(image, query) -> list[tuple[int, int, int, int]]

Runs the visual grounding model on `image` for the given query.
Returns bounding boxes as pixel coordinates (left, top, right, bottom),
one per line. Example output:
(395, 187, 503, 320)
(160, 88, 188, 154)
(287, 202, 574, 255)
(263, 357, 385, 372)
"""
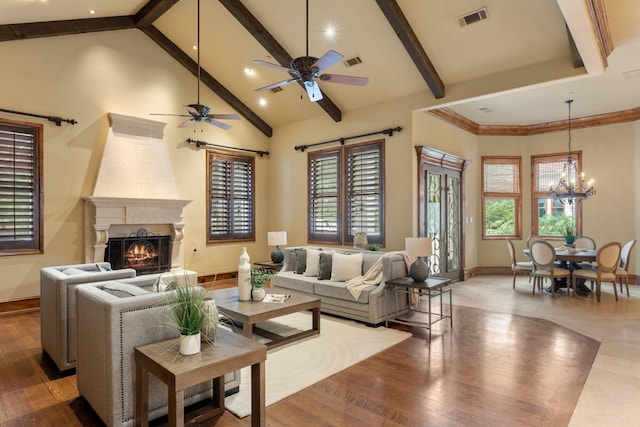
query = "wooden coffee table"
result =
(213, 288, 321, 348)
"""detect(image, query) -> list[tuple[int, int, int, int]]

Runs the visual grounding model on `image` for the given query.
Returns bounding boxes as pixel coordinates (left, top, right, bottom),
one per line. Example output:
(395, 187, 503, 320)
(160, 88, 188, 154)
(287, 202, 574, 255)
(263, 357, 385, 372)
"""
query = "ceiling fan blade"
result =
(312, 50, 343, 73)
(205, 118, 232, 130)
(184, 105, 200, 116)
(319, 74, 369, 86)
(304, 80, 323, 102)
(150, 113, 191, 118)
(209, 113, 240, 120)
(255, 79, 297, 92)
(178, 118, 195, 128)
(253, 60, 295, 73)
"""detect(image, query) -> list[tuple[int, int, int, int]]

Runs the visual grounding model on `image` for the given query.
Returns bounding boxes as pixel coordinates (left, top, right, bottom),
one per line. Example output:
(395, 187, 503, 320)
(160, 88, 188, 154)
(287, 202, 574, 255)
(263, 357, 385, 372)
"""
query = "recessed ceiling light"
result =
(244, 67, 254, 76)
(325, 26, 335, 38)
(192, 45, 197, 50)
(89, 10, 96, 15)
(259, 98, 267, 107)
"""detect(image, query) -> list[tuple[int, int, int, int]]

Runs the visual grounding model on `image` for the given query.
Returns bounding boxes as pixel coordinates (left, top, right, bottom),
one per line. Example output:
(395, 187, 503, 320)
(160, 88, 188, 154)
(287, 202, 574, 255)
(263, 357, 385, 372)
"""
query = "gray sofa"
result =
(40, 262, 137, 372)
(272, 247, 409, 325)
(76, 276, 240, 427)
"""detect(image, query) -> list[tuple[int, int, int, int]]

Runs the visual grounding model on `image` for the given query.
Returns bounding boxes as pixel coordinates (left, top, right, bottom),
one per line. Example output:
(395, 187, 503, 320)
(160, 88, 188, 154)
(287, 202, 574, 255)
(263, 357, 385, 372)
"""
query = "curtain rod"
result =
(294, 126, 402, 152)
(0, 107, 77, 126)
(186, 138, 269, 157)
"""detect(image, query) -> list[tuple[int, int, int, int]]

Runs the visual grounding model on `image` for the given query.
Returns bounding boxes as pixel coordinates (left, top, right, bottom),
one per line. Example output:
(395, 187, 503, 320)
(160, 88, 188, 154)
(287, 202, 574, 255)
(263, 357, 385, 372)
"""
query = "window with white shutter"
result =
(0, 119, 43, 255)
(207, 151, 254, 242)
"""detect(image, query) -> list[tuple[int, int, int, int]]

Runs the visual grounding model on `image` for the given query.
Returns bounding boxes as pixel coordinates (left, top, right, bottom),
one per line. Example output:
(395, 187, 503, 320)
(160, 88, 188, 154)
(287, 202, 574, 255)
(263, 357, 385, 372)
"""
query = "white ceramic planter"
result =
(252, 287, 266, 301)
(179, 332, 201, 355)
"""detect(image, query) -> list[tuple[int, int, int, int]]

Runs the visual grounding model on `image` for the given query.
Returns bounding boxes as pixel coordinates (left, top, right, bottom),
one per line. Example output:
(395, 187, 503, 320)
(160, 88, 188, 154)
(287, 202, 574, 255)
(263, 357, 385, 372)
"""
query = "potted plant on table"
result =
(250, 269, 274, 301)
(563, 223, 577, 247)
(166, 280, 215, 355)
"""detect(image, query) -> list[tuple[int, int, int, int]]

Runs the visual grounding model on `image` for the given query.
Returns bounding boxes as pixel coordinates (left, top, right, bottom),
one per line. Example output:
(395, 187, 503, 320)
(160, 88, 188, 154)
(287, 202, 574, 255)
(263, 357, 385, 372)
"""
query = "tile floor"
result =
(453, 275, 640, 427)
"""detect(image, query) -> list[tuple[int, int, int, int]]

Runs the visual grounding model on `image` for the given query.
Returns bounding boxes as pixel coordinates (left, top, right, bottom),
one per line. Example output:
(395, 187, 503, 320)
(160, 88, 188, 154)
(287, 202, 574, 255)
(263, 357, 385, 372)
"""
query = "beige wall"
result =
(0, 30, 271, 302)
(1, 29, 638, 302)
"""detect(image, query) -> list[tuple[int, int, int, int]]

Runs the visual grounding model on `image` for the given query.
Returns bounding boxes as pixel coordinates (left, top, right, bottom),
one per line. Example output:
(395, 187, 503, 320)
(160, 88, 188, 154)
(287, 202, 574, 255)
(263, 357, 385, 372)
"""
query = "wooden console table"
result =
(134, 328, 267, 427)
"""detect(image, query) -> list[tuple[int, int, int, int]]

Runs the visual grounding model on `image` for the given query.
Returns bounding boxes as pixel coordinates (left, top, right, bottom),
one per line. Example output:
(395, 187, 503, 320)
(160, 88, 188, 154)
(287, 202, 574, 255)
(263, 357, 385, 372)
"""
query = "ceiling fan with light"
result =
(253, 0, 368, 102)
(151, 0, 240, 130)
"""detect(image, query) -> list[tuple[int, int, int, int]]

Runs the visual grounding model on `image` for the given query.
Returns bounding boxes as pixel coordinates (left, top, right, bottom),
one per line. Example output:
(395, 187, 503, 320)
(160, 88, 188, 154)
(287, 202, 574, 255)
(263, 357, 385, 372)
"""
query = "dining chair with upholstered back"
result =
(529, 240, 571, 297)
(526, 234, 545, 249)
(572, 242, 622, 302)
(505, 238, 535, 292)
(616, 239, 636, 298)
(574, 236, 596, 250)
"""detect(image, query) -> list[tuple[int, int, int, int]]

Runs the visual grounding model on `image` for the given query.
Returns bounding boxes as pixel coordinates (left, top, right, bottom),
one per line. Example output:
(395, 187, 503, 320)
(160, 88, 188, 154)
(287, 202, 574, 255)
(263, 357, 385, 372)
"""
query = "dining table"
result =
(523, 246, 596, 294)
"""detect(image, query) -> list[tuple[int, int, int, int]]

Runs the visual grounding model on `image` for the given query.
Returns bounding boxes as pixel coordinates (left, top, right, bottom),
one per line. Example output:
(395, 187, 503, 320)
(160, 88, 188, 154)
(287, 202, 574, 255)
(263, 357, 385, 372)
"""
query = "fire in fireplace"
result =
(105, 228, 171, 275)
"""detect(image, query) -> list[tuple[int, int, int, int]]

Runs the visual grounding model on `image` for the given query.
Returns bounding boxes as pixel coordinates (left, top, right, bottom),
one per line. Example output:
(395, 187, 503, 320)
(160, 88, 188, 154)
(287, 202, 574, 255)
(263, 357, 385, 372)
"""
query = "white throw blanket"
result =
(345, 251, 413, 299)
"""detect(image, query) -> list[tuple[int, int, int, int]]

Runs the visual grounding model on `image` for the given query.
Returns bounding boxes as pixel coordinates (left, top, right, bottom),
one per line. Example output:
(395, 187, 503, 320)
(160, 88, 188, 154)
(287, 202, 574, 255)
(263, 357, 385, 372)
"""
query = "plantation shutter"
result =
(0, 121, 43, 254)
(308, 149, 340, 243)
(207, 151, 254, 242)
(346, 142, 383, 244)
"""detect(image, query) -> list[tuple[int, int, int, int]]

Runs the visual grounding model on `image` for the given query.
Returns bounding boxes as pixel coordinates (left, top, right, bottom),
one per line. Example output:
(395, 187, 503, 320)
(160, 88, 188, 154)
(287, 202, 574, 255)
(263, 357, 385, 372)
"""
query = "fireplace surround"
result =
(84, 113, 191, 271)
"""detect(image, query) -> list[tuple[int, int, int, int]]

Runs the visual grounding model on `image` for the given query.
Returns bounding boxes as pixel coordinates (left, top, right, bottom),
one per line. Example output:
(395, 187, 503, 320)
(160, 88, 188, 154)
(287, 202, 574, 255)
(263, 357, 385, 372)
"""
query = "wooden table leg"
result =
(242, 322, 253, 339)
(311, 306, 320, 333)
(251, 361, 265, 427)
(168, 386, 184, 427)
(135, 364, 149, 427)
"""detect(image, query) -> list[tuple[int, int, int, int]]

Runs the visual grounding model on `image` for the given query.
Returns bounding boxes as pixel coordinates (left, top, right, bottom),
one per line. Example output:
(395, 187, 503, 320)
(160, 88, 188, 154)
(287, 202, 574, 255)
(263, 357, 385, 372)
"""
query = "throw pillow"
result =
(331, 252, 364, 282)
(295, 249, 307, 274)
(303, 248, 323, 277)
(318, 252, 333, 280)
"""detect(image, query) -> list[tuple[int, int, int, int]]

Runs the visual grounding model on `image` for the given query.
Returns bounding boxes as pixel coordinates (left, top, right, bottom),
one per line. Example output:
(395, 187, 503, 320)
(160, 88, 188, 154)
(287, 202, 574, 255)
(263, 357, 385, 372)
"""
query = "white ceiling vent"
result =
(343, 56, 363, 68)
(457, 7, 489, 28)
(269, 86, 284, 94)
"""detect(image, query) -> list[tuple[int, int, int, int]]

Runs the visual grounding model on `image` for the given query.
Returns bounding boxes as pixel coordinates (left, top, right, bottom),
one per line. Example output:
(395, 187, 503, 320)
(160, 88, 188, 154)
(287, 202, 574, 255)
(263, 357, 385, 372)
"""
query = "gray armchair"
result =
(40, 262, 136, 372)
(76, 278, 240, 427)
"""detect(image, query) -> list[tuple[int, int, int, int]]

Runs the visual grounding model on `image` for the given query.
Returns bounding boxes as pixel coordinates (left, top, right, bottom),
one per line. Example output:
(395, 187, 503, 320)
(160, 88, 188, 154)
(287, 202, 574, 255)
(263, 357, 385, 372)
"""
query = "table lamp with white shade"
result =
(405, 237, 433, 282)
(268, 231, 287, 263)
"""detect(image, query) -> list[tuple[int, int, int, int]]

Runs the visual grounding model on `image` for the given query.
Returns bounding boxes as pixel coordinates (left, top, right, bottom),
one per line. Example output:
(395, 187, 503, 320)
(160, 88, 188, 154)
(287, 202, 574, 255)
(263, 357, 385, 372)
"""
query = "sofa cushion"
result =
(318, 252, 333, 280)
(295, 249, 307, 274)
(273, 271, 316, 293)
(331, 252, 363, 281)
(314, 280, 373, 304)
(102, 282, 153, 298)
(304, 248, 323, 277)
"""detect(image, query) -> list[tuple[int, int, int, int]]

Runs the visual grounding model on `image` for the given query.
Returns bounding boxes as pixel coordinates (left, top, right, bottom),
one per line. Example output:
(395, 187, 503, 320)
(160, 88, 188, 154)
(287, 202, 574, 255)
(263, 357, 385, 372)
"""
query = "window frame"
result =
(531, 152, 583, 238)
(0, 118, 44, 256)
(308, 139, 385, 246)
(481, 156, 522, 239)
(206, 150, 255, 243)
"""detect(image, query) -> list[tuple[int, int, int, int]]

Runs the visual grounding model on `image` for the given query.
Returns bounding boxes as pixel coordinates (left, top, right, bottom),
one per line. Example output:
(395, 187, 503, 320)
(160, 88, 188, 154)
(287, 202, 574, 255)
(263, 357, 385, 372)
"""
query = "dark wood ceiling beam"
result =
(218, 0, 342, 122)
(135, 0, 181, 27)
(141, 25, 273, 137)
(0, 16, 136, 42)
(375, 0, 445, 99)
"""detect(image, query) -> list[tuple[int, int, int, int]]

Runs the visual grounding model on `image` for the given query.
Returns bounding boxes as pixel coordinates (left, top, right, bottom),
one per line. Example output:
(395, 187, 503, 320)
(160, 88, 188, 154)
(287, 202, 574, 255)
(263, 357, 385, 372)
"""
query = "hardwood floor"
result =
(0, 287, 598, 426)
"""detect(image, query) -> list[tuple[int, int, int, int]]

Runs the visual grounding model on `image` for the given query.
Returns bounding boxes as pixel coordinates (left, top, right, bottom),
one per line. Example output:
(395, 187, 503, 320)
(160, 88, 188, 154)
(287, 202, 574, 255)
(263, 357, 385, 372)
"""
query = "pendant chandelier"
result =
(547, 99, 596, 205)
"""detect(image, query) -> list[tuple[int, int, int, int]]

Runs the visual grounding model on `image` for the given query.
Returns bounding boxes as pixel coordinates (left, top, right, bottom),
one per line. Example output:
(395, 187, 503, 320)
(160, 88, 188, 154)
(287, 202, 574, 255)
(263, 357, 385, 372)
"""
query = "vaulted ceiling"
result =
(2, 0, 640, 137)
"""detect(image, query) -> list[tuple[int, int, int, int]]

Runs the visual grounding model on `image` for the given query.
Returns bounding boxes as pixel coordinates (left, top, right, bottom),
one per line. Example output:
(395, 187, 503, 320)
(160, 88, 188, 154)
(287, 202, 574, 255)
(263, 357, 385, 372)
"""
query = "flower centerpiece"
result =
(250, 268, 274, 301)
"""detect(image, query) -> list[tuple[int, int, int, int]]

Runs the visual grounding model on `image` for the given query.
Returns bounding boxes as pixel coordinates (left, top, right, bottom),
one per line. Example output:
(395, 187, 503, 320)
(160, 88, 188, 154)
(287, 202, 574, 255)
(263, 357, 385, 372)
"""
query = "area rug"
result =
(224, 312, 411, 418)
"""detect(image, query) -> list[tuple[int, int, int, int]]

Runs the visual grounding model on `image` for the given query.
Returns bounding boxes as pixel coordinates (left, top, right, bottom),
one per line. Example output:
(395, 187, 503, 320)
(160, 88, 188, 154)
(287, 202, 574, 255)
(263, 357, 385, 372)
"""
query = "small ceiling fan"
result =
(151, 0, 240, 130)
(253, 0, 368, 102)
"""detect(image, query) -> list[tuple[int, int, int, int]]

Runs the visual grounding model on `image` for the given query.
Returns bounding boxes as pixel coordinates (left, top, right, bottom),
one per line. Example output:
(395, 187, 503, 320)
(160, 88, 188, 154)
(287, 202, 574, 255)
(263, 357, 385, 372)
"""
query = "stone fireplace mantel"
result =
(84, 196, 191, 271)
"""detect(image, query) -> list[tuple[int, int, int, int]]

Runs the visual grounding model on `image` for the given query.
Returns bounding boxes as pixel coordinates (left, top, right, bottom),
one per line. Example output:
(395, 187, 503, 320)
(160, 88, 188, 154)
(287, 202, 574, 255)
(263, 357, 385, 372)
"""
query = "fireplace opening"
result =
(105, 228, 171, 275)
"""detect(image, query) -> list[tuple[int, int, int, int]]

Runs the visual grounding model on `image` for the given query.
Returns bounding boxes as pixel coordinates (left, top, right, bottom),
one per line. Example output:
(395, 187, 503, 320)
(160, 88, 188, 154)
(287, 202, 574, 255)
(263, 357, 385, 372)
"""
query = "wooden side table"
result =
(134, 328, 267, 427)
(385, 276, 452, 340)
